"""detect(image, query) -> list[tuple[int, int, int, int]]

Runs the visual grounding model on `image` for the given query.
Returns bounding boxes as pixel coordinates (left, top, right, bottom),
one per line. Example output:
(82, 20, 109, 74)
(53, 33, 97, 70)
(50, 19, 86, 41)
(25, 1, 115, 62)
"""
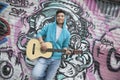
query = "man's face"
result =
(56, 13, 65, 24)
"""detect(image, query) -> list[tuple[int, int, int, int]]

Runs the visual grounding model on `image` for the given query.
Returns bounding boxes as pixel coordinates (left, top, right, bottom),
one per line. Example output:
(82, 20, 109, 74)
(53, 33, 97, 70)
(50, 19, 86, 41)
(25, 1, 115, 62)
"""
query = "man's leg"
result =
(45, 59, 61, 80)
(32, 58, 48, 80)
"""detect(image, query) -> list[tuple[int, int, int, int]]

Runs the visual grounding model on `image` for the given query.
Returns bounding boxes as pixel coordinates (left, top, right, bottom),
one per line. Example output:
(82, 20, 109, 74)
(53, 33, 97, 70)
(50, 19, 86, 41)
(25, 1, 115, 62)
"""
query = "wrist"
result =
(39, 41, 44, 44)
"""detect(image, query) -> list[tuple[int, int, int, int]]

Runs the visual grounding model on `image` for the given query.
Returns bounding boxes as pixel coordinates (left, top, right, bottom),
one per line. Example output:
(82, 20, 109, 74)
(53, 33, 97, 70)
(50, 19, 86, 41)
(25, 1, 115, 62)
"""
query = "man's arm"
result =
(38, 37, 44, 44)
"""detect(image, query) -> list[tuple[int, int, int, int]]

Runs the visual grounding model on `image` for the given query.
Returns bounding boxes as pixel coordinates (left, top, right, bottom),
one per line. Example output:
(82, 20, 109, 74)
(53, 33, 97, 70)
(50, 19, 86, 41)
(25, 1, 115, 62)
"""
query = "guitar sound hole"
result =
(32, 43, 35, 54)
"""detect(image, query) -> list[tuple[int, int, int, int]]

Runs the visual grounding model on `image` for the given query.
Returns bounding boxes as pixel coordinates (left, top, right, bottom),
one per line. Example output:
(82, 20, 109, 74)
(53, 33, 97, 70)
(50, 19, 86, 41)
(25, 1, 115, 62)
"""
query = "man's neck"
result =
(57, 23, 63, 28)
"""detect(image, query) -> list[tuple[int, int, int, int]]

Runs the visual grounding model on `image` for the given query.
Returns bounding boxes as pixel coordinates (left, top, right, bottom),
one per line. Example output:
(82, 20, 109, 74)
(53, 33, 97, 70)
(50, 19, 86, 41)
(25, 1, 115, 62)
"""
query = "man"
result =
(32, 9, 71, 80)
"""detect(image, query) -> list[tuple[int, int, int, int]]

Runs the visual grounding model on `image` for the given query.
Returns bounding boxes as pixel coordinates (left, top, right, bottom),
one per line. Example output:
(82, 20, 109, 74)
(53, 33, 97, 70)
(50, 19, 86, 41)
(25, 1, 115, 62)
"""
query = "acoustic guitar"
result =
(26, 39, 82, 60)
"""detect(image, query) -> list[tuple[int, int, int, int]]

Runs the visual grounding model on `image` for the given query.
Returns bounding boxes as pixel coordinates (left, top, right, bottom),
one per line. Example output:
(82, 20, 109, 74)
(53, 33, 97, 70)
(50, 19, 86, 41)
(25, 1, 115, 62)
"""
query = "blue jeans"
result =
(32, 58, 61, 80)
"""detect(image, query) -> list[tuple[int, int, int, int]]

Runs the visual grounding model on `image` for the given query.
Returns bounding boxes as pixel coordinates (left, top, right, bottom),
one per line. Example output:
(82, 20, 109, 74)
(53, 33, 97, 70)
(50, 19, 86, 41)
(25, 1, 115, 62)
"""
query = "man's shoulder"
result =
(45, 22, 55, 27)
(48, 22, 55, 25)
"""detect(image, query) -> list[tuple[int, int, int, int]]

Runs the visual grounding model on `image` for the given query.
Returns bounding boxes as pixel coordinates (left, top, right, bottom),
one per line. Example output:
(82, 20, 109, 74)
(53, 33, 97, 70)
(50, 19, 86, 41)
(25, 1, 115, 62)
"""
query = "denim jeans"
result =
(32, 58, 61, 80)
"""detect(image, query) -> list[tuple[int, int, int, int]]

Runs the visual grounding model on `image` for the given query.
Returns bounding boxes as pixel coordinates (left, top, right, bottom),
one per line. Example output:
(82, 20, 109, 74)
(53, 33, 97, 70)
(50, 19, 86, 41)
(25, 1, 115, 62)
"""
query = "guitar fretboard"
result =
(46, 48, 82, 53)
(46, 48, 66, 52)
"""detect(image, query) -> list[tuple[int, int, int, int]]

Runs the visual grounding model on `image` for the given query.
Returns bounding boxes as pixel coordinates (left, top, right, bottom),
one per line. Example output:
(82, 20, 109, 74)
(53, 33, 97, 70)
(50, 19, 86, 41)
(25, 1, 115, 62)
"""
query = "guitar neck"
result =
(46, 48, 66, 53)
(46, 48, 82, 54)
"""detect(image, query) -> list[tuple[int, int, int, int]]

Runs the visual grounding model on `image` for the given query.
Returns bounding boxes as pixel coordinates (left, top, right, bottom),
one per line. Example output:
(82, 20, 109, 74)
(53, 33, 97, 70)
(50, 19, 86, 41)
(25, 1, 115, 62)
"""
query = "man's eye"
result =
(57, 15, 64, 17)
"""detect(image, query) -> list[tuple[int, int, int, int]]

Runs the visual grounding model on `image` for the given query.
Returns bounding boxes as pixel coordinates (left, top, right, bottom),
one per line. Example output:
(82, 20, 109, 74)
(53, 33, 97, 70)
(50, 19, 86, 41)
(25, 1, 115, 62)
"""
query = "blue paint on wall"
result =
(0, 37, 7, 44)
(0, 2, 8, 13)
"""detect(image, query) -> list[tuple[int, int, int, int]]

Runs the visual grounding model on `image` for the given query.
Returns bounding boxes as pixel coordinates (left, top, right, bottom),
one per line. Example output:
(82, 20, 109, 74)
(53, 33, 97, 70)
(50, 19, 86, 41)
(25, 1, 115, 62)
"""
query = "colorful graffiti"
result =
(93, 27, 120, 80)
(0, 0, 120, 80)
(0, 18, 10, 44)
(0, 2, 8, 13)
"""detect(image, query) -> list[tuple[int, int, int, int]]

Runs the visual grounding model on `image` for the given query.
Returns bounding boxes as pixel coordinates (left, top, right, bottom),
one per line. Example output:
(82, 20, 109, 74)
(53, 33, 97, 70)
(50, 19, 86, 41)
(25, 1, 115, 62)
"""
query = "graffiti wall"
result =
(0, 0, 120, 80)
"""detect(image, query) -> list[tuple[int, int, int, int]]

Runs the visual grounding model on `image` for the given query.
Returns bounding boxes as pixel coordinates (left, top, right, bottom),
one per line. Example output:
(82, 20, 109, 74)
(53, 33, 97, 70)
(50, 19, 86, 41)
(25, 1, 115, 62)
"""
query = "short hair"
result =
(56, 9, 65, 16)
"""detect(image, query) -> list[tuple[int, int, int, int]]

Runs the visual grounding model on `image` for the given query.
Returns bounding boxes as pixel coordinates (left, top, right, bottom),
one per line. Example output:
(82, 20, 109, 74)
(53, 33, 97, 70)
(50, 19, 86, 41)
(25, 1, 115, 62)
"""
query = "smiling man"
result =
(31, 9, 71, 80)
